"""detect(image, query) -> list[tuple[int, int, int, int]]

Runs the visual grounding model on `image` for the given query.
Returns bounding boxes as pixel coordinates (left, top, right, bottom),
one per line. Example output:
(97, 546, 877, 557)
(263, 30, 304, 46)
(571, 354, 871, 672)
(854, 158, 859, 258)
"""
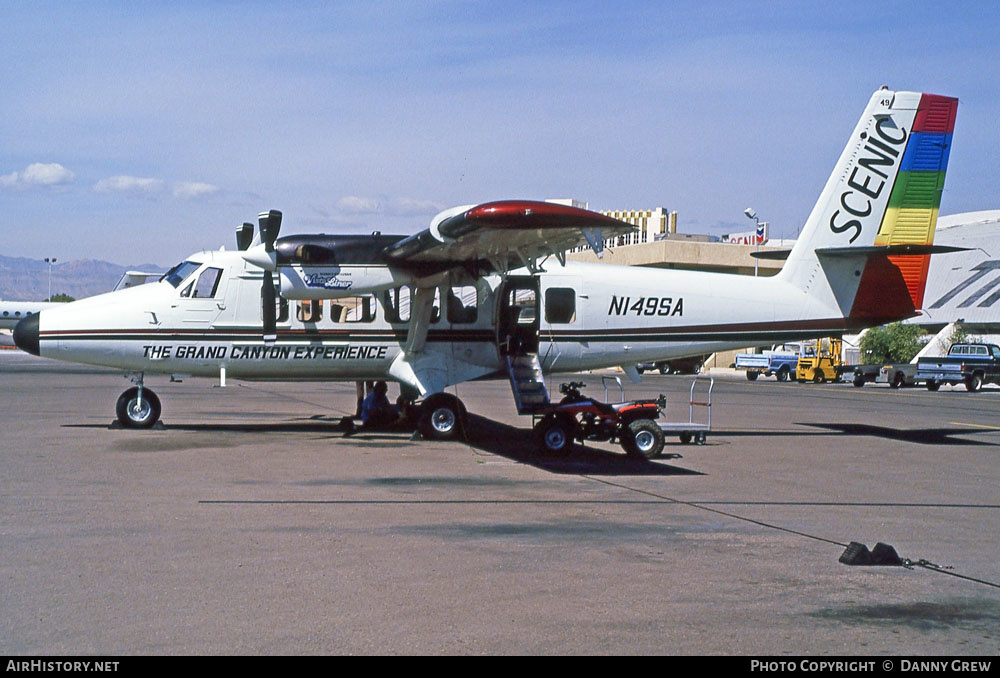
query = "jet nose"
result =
(13, 312, 40, 356)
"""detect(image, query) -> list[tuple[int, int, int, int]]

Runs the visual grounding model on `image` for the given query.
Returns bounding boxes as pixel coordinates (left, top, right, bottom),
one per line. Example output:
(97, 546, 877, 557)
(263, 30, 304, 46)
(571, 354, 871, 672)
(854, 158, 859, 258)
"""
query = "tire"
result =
(812, 370, 826, 384)
(746, 371, 758, 381)
(679, 432, 693, 444)
(658, 364, 670, 375)
(533, 415, 574, 454)
(926, 380, 940, 392)
(890, 372, 905, 389)
(776, 367, 790, 382)
(622, 418, 665, 460)
(965, 373, 983, 393)
(115, 387, 161, 429)
(853, 375, 865, 388)
(418, 393, 465, 441)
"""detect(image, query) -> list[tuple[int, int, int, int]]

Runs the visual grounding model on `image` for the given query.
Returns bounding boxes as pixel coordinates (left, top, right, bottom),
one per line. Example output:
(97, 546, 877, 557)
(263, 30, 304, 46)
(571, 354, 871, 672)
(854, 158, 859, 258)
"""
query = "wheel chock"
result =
(839, 541, 903, 566)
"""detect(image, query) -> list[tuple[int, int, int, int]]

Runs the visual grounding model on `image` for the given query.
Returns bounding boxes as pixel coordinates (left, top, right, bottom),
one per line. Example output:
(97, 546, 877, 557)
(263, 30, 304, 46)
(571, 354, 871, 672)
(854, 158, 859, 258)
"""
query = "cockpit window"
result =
(161, 261, 201, 288)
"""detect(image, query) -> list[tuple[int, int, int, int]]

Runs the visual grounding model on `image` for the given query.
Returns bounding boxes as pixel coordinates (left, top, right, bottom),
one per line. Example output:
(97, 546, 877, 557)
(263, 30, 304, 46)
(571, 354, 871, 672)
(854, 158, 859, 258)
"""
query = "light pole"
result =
(744, 209, 760, 276)
(44, 257, 57, 300)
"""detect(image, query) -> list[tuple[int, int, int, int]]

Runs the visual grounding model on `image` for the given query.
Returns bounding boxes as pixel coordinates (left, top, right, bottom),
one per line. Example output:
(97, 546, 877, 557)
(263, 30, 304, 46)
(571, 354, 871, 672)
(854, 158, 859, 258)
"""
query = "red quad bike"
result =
(532, 381, 666, 459)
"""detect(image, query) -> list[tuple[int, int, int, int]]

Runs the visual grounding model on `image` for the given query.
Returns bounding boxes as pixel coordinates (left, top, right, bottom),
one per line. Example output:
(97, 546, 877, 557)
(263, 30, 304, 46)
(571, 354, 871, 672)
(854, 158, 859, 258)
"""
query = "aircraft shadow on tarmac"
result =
(737, 423, 1000, 446)
(68, 412, 704, 476)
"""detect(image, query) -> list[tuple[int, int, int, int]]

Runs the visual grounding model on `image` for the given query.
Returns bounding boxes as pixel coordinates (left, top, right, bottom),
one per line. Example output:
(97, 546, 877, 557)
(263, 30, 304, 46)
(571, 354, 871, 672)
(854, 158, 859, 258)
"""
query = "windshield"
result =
(160, 261, 201, 288)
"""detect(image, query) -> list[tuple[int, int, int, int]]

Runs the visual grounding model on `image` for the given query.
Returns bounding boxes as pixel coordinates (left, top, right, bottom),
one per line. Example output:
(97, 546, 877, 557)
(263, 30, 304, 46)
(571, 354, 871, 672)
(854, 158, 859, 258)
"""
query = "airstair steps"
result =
(506, 353, 550, 414)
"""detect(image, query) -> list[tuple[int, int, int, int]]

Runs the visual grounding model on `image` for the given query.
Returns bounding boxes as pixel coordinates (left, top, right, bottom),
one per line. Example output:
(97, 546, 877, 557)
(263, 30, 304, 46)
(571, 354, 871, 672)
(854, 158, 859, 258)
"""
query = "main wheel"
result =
(622, 418, 665, 460)
(746, 371, 758, 381)
(926, 380, 940, 392)
(776, 366, 790, 382)
(533, 415, 574, 454)
(418, 393, 465, 441)
(853, 374, 865, 388)
(965, 373, 983, 393)
(890, 372, 905, 389)
(812, 370, 826, 384)
(115, 387, 161, 429)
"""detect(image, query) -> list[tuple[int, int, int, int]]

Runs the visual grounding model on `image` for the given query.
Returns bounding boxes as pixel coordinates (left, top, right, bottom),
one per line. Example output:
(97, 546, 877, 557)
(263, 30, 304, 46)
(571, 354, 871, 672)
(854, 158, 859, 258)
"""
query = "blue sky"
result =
(2, 1, 998, 266)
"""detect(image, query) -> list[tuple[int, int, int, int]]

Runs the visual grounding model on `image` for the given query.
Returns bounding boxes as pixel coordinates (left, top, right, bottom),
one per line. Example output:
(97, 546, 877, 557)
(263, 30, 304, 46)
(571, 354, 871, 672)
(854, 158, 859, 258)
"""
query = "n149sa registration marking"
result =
(608, 295, 684, 317)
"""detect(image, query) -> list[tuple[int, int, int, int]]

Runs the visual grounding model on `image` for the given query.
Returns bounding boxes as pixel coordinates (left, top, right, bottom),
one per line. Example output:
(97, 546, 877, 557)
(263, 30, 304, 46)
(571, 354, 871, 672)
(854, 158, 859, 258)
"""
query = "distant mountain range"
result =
(0, 255, 164, 301)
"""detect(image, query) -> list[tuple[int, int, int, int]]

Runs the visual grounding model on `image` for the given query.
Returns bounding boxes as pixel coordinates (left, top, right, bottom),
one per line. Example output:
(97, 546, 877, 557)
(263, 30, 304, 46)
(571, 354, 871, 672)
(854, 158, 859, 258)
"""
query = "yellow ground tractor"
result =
(795, 338, 843, 383)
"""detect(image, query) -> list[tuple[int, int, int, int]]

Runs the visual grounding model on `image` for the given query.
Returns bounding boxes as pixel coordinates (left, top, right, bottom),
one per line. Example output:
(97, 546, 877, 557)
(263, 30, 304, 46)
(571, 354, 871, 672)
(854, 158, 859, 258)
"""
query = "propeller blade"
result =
(258, 210, 282, 252)
(236, 222, 254, 251)
(262, 269, 277, 344)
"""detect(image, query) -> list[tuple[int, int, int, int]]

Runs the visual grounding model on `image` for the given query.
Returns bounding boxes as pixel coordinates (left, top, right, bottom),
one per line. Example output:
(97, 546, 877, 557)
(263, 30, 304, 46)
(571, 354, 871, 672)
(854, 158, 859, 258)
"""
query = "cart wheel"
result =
(696, 432, 707, 445)
(679, 432, 692, 444)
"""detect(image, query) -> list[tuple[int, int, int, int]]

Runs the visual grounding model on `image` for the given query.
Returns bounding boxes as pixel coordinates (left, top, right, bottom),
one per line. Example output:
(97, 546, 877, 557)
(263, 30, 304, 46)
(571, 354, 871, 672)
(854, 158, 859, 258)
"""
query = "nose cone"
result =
(13, 312, 40, 356)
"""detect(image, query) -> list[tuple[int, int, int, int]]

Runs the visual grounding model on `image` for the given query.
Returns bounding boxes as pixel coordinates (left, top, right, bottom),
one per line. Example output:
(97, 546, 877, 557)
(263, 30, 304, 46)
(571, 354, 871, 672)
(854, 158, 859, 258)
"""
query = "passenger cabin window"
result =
(447, 286, 477, 324)
(331, 296, 375, 323)
(297, 300, 323, 323)
(545, 288, 576, 324)
(262, 293, 289, 323)
(382, 286, 411, 323)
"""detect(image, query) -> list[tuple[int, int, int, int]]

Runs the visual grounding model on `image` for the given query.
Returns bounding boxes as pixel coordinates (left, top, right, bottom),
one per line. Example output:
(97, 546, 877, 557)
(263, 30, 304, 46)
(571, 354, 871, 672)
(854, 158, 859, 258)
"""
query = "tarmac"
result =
(2, 350, 999, 655)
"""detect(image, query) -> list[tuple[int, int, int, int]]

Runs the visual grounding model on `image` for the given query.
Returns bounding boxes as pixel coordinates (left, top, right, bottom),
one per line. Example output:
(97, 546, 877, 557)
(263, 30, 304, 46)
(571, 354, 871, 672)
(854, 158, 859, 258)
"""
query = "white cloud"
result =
(172, 182, 219, 199)
(0, 162, 75, 189)
(336, 195, 381, 215)
(93, 175, 164, 193)
(388, 197, 445, 217)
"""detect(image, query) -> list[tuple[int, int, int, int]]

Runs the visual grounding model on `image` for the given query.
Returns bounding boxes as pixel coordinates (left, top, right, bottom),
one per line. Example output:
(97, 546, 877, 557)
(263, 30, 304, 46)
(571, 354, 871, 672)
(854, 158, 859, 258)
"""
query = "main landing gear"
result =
(115, 375, 161, 429)
(417, 392, 467, 441)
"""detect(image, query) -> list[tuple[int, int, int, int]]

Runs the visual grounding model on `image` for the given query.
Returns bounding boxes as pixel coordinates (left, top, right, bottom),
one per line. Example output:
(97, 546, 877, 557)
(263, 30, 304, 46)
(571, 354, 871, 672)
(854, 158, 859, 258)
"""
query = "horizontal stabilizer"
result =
(750, 250, 791, 260)
(816, 244, 970, 258)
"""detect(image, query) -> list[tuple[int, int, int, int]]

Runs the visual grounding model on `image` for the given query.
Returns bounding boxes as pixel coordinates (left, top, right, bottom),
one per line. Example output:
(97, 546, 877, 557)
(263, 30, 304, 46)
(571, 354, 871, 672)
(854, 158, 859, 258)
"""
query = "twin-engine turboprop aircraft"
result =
(15, 89, 960, 440)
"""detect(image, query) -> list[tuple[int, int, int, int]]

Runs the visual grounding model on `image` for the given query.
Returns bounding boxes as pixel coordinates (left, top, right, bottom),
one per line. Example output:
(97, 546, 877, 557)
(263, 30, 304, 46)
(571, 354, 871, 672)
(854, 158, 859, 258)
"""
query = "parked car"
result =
(637, 355, 707, 375)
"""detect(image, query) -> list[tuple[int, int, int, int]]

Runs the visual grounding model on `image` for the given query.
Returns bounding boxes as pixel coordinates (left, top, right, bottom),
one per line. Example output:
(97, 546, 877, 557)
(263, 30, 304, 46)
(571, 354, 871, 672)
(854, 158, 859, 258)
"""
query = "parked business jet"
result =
(15, 89, 959, 441)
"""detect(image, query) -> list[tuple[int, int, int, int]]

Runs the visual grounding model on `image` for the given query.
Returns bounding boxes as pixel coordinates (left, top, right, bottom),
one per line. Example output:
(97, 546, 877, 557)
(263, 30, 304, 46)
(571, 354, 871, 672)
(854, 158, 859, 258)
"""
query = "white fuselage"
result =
(30, 248, 849, 388)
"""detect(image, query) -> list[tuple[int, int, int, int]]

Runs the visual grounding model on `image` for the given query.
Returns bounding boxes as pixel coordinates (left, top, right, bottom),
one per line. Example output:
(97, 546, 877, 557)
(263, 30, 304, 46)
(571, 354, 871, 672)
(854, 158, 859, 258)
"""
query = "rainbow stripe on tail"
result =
(874, 93, 959, 309)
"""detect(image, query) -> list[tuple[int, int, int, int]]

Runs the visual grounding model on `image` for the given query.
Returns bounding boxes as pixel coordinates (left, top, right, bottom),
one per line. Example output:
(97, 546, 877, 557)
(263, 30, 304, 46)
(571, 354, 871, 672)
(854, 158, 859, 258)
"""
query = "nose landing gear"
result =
(115, 375, 162, 428)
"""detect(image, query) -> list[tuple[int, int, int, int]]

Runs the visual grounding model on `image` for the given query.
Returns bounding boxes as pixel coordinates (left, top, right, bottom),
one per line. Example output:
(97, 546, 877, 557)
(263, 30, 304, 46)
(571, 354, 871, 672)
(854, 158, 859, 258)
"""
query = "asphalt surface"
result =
(2, 351, 999, 655)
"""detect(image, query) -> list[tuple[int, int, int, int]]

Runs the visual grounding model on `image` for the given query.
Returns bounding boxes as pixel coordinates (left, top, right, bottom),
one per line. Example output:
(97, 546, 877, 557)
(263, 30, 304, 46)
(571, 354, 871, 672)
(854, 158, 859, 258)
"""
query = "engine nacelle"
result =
(279, 264, 416, 300)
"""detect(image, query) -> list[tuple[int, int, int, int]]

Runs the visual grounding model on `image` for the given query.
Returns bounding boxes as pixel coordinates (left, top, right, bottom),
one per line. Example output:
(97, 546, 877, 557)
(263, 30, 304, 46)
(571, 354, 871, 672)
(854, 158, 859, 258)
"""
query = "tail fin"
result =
(779, 89, 958, 322)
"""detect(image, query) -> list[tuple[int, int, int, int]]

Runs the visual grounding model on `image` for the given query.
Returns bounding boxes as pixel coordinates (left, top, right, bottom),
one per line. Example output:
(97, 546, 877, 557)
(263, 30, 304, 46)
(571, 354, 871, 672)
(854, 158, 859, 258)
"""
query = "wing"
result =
(382, 200, 636, 272)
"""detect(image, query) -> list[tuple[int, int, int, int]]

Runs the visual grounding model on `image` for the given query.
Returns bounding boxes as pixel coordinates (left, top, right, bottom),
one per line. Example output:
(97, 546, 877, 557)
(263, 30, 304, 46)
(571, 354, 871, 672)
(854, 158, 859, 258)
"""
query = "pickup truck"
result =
(734, 345, 799, 382)
(915, 343, 1000, 392)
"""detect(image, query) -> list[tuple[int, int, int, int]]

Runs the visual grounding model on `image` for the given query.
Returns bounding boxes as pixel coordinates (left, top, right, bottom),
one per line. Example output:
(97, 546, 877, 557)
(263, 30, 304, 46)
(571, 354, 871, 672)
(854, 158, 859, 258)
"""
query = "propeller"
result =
(235, 222, 254, 251)
(257, 210, 282, 344)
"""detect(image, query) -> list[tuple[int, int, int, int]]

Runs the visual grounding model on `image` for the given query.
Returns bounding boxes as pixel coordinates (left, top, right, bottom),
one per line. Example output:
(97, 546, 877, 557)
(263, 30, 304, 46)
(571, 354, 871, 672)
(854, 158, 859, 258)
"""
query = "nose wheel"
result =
(115, 386, 162, 429)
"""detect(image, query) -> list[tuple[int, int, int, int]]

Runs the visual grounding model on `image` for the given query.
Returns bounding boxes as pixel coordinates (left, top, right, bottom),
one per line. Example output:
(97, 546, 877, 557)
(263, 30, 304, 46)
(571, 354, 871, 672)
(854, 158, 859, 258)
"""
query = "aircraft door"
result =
(496, 276, 540, 357)
(175, 265, 228, 326)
